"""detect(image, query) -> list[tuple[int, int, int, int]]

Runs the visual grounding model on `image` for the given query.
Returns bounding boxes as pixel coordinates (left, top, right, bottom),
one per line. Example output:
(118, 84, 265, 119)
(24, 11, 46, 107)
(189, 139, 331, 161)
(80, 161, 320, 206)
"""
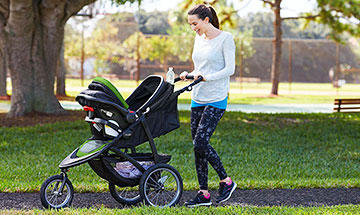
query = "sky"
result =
(110, 0, 318, 17)
(75, 0, 318, 36)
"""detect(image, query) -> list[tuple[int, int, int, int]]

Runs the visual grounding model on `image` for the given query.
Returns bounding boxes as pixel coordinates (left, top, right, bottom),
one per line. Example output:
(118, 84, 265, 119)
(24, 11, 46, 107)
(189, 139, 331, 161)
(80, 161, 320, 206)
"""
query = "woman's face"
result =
(188, 14, 208, 36)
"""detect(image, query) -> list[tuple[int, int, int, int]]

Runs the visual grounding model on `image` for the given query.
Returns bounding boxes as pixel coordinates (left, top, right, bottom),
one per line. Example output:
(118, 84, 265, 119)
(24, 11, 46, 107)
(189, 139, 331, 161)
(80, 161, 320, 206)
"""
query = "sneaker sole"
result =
(217, 182, 237, 203)
(185, 202, 212, 208)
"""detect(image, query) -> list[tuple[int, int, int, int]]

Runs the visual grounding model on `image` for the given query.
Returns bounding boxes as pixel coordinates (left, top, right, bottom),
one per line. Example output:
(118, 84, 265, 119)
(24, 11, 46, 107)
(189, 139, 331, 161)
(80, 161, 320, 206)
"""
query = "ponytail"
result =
(208, 6, 219, 29)
(188, 4, 220, 29)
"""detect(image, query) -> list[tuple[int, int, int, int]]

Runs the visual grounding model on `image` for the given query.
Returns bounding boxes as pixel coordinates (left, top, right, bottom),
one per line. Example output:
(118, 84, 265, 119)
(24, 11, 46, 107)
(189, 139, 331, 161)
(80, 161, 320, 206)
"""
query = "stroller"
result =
(40, 74, 202, 209)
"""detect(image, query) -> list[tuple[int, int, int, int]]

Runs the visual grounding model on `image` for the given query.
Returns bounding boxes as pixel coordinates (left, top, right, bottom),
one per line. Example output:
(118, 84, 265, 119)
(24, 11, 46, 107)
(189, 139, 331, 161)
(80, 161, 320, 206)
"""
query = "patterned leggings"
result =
(191, 106, 227, 190)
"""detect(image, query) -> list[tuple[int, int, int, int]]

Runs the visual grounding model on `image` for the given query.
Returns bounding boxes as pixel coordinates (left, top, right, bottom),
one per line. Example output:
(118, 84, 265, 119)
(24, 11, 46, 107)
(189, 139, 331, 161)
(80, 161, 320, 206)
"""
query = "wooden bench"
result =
(334, 98, 360, 112)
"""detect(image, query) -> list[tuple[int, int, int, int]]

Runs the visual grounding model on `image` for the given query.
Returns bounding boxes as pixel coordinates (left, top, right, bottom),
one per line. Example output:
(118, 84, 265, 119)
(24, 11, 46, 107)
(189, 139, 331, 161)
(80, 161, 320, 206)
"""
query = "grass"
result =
(1, 205, 360, 214)
(5, 78, 360, 105)
(0, 111, 359, 193)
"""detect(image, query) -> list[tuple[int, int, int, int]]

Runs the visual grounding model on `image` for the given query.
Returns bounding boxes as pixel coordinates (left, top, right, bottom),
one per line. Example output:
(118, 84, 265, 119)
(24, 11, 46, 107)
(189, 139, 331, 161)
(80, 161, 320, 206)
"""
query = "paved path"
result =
(1, 188, 359, 209)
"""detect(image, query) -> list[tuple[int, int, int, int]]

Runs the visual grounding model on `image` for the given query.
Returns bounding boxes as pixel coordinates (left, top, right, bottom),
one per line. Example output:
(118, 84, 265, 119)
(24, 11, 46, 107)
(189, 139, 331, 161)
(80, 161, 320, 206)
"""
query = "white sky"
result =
(111, 0, 318, 17)
(75, 0, 318, 36)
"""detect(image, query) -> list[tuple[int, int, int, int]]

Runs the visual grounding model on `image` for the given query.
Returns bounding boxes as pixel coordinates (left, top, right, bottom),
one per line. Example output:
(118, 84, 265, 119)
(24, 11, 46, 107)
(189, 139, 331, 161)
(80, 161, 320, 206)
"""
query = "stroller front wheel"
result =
(109, 182, 142, 205)
(40, 174, 74, 209)
(139, 163, 183, 207)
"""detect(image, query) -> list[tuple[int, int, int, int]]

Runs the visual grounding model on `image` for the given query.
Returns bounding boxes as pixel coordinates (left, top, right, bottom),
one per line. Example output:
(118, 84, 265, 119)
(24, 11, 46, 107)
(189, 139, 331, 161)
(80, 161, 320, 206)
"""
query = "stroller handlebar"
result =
(174, 75, 203, 84)
(173, 75, 203, 95)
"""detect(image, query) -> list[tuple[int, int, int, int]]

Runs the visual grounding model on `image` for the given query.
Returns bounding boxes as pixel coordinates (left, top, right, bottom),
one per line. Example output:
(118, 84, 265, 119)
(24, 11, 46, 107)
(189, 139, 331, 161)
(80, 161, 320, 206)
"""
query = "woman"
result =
(180, 4, 236, 207)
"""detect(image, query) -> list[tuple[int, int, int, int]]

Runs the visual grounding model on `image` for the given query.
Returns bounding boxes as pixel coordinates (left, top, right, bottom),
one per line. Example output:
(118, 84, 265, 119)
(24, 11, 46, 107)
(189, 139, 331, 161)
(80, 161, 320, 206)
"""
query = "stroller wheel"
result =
(139, 163, 183, 207)
(109, 182, 142, 205)
(40, 174, 74, 209)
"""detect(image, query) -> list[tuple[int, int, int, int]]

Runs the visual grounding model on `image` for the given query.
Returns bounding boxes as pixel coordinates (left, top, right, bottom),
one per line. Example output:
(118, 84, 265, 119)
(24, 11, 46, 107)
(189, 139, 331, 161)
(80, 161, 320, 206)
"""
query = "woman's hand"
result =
(195, 74, 206, 81)
(179, 71, 189, 80)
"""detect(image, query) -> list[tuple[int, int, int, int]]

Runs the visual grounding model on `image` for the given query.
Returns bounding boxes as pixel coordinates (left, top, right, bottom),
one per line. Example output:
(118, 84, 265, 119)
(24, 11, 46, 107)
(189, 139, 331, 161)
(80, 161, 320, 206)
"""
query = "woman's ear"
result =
(204, 17, 210, 24)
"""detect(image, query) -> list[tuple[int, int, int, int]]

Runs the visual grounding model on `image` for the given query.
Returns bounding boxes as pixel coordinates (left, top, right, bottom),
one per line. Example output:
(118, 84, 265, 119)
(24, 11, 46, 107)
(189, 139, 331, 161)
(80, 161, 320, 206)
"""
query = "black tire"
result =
(139, 163, 183, 207)
(109, 182, 142, 205)
(40, 175, 74, 209)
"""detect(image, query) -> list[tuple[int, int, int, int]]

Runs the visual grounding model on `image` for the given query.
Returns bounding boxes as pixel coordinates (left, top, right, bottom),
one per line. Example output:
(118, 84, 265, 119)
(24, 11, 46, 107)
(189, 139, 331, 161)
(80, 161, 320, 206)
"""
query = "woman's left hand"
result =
(195, 75, 206, 81)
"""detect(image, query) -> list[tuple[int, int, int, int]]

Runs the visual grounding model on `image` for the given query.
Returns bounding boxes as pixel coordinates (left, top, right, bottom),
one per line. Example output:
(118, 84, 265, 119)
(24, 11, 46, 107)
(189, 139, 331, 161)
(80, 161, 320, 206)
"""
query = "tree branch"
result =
(64, 0, 96, 22)
(260, 0, 275, 7)
(282, 14, 319, 20)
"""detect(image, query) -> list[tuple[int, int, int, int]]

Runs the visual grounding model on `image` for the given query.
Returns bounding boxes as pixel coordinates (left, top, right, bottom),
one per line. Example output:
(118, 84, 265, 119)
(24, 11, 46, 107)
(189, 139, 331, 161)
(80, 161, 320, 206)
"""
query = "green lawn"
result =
(0, 111, 359, 193)
(5, 78, 360, 105)
(1, 205, 360, 215)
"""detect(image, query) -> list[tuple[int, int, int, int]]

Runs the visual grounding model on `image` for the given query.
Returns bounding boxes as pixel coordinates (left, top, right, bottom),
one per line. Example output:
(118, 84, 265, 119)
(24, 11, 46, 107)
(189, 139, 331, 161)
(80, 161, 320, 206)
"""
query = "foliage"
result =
(135, 10, 171, 34)
(87, 22, 123, 74)
(143, 35, 175, 65)
(237, 12, 332, 39)
(64, 24, 82, 58)
(225, 28, 255, 66)
(314, 0, 360, 40)
(95, 12, 138, 42)
(112, 0, 142, 5)
(121, 32, 146, 60)
(167, 24, 195, 63)
(168, 0, 254, 64)
(1, 111, 359, 192)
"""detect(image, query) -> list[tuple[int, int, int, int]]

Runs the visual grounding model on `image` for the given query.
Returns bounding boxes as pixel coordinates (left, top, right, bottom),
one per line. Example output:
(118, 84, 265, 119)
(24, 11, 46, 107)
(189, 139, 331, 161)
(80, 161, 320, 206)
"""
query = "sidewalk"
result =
(0, 101, 334, 113)
(1, 188, 359, 209)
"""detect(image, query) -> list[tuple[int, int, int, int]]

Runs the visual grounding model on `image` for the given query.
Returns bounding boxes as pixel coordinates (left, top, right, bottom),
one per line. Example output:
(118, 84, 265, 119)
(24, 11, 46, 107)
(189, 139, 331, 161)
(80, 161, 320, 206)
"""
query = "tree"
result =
(0, 0, 141, 117)
(56, 42, 67, 96)
(144, 35, 175, 73)
(237, 12, 331, 39)
(0, 49, 6, 97)
(261, 0, 360, 95)
(167, 24, 195, 63)
(136, 10, 171, 34)
(87, 21, 124, 75)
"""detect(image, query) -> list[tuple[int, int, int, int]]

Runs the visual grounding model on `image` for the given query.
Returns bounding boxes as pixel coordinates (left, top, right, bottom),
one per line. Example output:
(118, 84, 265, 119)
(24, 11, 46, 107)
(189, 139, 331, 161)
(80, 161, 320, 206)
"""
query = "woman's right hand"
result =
(179, 71, 189, 80)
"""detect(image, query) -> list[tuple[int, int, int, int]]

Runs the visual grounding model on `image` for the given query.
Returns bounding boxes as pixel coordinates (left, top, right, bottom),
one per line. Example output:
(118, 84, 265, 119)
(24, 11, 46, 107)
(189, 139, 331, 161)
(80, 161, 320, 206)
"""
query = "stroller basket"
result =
(88, 153, 171, 187)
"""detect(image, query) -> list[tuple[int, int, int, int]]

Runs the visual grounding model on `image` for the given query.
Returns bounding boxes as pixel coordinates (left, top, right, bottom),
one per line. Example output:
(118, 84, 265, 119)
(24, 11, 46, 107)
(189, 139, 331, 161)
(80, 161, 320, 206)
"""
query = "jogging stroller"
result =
(40, 74, 202, 209)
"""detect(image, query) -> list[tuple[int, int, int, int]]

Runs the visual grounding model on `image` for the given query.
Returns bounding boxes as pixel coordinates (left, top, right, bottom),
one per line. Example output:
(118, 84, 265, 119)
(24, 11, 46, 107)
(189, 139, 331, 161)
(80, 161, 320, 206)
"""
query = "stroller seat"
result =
(92, 77, 129, 109)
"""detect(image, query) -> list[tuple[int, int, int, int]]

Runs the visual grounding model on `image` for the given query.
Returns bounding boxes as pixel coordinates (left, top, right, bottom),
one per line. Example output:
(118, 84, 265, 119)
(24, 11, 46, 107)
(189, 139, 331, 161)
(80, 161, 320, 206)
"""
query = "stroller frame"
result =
(40, 75, 202, 209)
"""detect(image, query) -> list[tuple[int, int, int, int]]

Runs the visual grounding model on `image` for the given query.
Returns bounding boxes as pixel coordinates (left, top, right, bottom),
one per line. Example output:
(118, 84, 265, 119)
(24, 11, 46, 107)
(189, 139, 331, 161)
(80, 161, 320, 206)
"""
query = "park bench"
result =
(334, 98, 360, 113)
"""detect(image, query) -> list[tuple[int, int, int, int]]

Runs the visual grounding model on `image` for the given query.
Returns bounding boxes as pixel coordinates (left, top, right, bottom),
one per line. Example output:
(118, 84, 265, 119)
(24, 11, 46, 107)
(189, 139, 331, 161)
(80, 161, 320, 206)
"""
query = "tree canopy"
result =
(314, 0, 360, 40)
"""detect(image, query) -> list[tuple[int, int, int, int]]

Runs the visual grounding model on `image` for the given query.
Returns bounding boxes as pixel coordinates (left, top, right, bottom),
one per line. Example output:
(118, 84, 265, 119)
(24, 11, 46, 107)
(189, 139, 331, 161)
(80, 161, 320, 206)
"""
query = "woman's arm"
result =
(203, 34, 236, 81)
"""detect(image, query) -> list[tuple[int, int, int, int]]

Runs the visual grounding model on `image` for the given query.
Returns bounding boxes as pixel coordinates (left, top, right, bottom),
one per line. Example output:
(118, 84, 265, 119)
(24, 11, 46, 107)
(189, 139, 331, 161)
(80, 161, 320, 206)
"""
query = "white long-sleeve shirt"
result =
(191, 31, 236, 104)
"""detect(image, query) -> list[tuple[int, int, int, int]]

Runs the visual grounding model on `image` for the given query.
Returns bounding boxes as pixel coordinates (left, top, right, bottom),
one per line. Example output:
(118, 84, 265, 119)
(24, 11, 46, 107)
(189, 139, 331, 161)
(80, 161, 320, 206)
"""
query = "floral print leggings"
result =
(191, 105, 228, 190)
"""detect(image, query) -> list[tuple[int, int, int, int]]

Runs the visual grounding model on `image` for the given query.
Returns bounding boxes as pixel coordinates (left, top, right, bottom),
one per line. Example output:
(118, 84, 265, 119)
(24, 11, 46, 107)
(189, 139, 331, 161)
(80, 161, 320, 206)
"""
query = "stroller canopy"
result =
(126, 75, 170, 112)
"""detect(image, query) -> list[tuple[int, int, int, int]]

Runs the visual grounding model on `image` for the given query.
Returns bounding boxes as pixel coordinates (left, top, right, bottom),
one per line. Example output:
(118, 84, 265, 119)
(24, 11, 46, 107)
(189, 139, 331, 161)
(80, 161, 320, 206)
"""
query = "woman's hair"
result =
(188, 4, 220, 29)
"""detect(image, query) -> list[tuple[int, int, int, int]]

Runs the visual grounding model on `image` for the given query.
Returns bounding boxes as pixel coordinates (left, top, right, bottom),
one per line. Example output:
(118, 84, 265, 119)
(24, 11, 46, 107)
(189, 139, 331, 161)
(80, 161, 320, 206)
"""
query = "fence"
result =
(68, 35, 360, 85)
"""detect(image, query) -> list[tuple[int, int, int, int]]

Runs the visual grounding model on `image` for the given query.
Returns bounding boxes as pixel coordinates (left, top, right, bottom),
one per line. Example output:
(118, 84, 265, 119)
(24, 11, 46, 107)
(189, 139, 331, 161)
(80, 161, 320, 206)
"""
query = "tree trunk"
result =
(0, 50, 6, 97)
(56, 42, 67, 96)
(0, 0, 95, 117)
(270, 0, 282, 95)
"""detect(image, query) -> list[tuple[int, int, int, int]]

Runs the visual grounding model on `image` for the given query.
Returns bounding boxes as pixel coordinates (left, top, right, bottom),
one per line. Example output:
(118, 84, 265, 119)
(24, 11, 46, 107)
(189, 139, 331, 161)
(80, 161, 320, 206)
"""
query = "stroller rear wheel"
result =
(40, 174, 74, 209)
(109, 182, 142, 205)
(139, 163, 183, 207)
